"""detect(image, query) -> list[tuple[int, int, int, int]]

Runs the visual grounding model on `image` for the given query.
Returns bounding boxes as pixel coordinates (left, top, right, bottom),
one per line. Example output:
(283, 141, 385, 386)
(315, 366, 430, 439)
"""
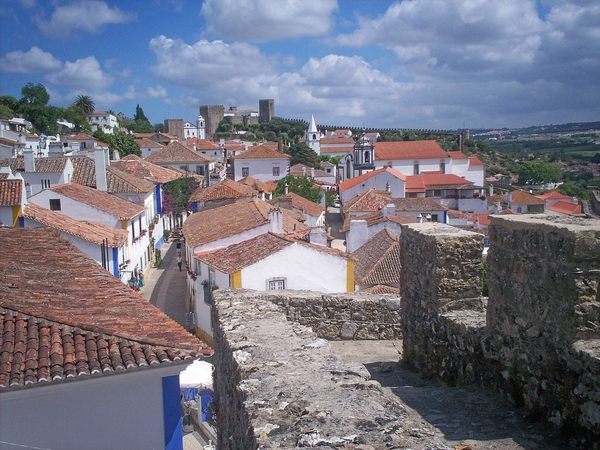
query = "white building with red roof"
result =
(87, 109, 118, 134)
(339, 166, 407, 205)
(232, 144, 290, 182)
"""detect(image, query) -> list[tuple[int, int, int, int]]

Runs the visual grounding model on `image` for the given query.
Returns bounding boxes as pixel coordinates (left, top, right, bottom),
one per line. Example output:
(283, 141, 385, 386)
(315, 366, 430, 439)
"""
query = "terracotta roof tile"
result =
(352, 229, 401, 286)
(510, 190, 546, 205)
(0, 179, 22, 206)
(339, 167, 406, 192)
(69, 156, 155, 193)
(344, 189, 391, 213)
(342, 210, 417, 232)
(145, 141, 216, 164)
(374, 140, 448, 161)
(320, 137, 355, 145)
(468, 156, 485, 166)
(233, 144, 290, 160)
(412, 173, 475, 189)
(360, 284, 400, 294)
(0, 156, 69, 173)
(536, 190, 573, 201)
(239, 176, 273, 194)
(270, 191, 324, 218)
(22, 203, 128, 246)
(111, 154, 183, 184)
(183, 199, 308, 248)
(546, 201, 582, 215)
(290, 163, 330, 178)
(320, 145, 354, 154)
(467, 213, 492, 226)
(136, 138, 164, 148)
(67, 133, 95, 141)
(44, 183, 145, 220)
(392, 197, 448, 212)
(447, 151, 468, 159)
(189, 178, 257, 202)
(187, 139, 221, 150)
(0, 227, 211, 390)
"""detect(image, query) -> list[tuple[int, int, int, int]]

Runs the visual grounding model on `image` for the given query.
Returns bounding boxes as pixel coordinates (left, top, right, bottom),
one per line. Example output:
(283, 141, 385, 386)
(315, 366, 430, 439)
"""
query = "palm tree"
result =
(73, 95, 95, 114)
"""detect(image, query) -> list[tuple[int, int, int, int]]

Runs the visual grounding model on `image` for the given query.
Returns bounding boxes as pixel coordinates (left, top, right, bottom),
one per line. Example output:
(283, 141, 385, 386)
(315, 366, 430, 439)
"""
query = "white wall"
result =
(0, 367, 183, 450)
(467, 165, 485, 187)
(234, 157, 289, 182)
(241, 243, 348, 293)
(375, 158, 449, 176)
(341, 171, 406, 204)
(190, 222, 272, 254)
(28, 191, 120, 226)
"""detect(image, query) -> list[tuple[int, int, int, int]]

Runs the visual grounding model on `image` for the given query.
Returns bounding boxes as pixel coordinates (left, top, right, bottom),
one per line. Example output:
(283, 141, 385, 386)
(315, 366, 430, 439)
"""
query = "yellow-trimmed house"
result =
(189, 232, 355, 345)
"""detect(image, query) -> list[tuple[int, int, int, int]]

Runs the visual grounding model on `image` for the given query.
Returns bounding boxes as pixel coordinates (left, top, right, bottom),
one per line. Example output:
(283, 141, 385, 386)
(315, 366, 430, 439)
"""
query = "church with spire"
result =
(305, 114, 321, 155)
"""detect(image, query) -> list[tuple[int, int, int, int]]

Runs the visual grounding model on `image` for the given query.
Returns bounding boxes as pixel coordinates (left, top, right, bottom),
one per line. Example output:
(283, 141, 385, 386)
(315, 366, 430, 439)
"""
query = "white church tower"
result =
(197, 114, 206, 140)
(305, 114, 320, 155)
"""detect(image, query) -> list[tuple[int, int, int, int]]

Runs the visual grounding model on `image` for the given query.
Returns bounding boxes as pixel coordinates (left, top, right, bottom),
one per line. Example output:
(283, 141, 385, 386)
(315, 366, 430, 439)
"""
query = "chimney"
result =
(260, 191, 265, 201)
(94, 146, 108, 191)
(310, 167, 315, 178)
(309, 227, 327, 247)
(489, 184, 493, 196)
(23, 148, 35, 172)
(278, 134, 283, 153)
(383, 203, 395, 218)
(268, 208, 283, 233)
(417, 213, 423, 224)
(346, 219, 368, 253)
(284, 183, 289, 195)
(113, 150, 120, 161)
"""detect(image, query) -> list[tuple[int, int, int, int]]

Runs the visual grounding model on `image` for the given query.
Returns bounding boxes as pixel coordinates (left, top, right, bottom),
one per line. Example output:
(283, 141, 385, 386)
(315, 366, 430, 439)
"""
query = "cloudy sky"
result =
(1, 0, 598, 130)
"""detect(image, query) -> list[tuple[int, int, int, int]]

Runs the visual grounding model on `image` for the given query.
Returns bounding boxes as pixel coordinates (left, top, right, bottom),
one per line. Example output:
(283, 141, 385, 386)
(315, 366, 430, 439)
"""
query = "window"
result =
(49, 199, 61, 211)
(431, 214, 438, 222)
(242, 167, 249, 177)
(196, 165, 204, 175)
(413, 163, 420, 175)
(268, 278, 286, 290)
(41, 179, 51, 189)
(433, 190, 441, 197)
(272, 166, 280, 176)
(440, 162, 446, 174)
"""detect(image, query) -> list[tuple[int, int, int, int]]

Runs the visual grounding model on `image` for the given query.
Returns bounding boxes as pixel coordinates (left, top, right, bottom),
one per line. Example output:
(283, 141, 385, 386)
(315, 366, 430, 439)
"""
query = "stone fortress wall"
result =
(210, 215, 600, 448)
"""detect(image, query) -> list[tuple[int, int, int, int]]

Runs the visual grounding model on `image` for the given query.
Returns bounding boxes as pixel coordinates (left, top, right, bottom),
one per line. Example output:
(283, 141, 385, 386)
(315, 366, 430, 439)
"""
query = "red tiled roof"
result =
(290, 163, 331, 178)
(270, 191, 324, 218)
(536, 190, 573, 201)
(339, 167, 406, 192)
(188, 138, 221, 150)
(467, 213, 492, 226)
(67, 133, 96, 141)
(413, 173, 475, 188)
(374, 140, 448, 161)
(468, 156, 485, 166)
(344, 189, 391, 213)
(238, 176, 273, 194)
(145, 141, 215, 164)
(510, 190, 546, 205)
(497, 208, 518, 215)
(0, 156, 70, 174)
(447, 151, 467, 159)
(360, 284, 400, 294)
(136, 138, 163, 148)
(321, 137, 355, 145)
(0, 179, 22, 206)
(342, 210, 416, 232)
(487, 194, 507, 206)
(392, 197, 448, 212)
(405, 176, 426, 193)
(69, 156, 155, 193)
(111, 154, 183, 184)
(233, 144, 290, 160)
(182, 199, 308, 248)
(44, 183, 145, 220)
(22, 203, 128, 246)
(320, 145, 354, 154)
(189, 178, 257, 203)
(352, 228, 401, 286)
(546, 201, 582, 215)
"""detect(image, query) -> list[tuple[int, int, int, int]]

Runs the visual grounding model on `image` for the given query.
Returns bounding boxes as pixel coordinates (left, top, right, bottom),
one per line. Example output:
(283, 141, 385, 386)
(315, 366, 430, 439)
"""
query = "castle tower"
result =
(259, 99, 274, 123)
(352, 130, 375, 176)
(199, 105, 224, 141)
(305, 114, 320, 155)
(197, 114, 206, 140)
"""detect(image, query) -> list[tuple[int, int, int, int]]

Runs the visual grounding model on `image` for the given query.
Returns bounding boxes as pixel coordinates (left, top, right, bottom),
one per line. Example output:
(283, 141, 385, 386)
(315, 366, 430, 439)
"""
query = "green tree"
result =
(154, 123, 165, 133)
(134, 104, 148, 122)
(110, 130, 141, 158)
(62, 105, 91, 132)
(0, 105, 13, 120)
(286, 142, 320, 168)
(162, 177, 202, 217)
(518, 162, 562, 185)
(273, 174, 321, 203)
(0, 95, 19, 115)
(20, 82, 49, 107)
(73, 95, 95, 114)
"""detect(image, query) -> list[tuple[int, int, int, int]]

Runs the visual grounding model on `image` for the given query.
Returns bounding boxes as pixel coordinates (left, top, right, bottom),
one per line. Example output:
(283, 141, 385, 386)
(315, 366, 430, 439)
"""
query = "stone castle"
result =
(210, 214, 599, 448)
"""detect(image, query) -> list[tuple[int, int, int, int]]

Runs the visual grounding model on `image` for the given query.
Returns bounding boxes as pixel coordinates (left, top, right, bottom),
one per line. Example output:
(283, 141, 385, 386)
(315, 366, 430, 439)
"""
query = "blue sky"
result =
(1, 0, 599, 130)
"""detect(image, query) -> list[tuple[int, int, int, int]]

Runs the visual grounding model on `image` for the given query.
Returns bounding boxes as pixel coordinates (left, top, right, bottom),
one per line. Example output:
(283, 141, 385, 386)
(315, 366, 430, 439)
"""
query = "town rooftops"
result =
(536, 190, 574, 201)
(352, 228, 401, 286)
(239, 176, 273, 194)
(510, 190, 546, 205)
(408, 173, 476, 189)
(374, 140, 448, 161)
(145, 141, 216, 164)
(69, 155, 155, 194)
(195, 232, 352, 274)
(321, 137, 355, 145)
(0, 155, 70, 173)
(0, 227, 211, 390)
(447, 151, 468, 159)
(189, 178, 257, 203)
(0, 179, 22, 206)
(44, 183, 145, 220)
(342, 209, 417, 232)
(343, 189, 391, 213)
(546, 201, 582, 215)
(232, 144, 290, 160)
(269, 191, 324, 218)
(22, 203, 128, 247)
(111, 154, 183, 184)
(182, 198, 309, 248)
(290, 163, 331, 178)
(469, 156, 485, 166)
(136, 137, 164, 148)
(339, 166, 407, 192)
(190, 139, 221, 150)
(392, 197, 448, 212)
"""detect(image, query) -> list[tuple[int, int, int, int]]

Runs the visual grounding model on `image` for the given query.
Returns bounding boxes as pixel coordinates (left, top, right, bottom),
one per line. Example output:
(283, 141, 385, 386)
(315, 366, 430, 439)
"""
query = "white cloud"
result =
(36, 0, 136, 38)
(149, 35, 274, 89)
(147, 85, 167, 98)
(45, 56, 113, 91)
(0, 46, 62, 73)
(201, 0, 338, 42)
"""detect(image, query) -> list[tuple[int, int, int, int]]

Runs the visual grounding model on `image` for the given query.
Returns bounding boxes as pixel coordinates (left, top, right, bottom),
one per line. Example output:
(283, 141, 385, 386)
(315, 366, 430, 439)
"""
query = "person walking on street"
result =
(177, 255, 182, 272)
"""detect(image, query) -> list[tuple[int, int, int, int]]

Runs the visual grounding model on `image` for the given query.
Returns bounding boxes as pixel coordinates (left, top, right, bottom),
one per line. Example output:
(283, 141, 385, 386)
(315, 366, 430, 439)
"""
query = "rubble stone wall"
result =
(267, 291, 402, 340)
(211, 290, 411, 449)
(400, 217, 600, 442)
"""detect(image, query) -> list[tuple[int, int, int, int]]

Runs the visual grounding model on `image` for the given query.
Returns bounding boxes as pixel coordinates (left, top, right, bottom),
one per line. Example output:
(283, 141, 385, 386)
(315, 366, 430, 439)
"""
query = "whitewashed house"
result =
(87, 109, 118, 134)
(192, 232, 354, 344)
(232, 144, 290, 182)
(339, 166, 407, 205)
(27, 182, 150, 286)
(0, 169, 27, 227)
